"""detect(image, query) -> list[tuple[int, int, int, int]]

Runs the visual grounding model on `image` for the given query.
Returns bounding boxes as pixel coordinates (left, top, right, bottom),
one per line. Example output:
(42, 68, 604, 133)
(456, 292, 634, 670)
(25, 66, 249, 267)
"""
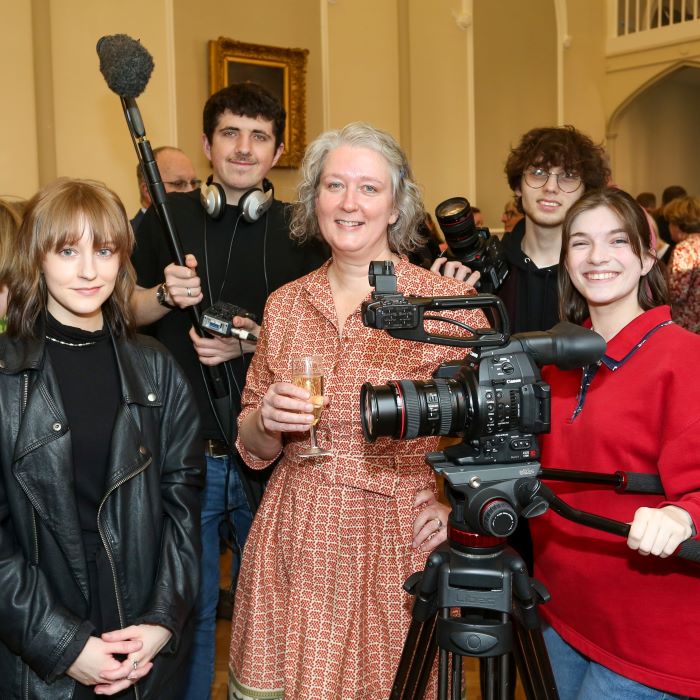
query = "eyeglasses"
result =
(524, 167, 582, 194)
(163, 179, 202, 191)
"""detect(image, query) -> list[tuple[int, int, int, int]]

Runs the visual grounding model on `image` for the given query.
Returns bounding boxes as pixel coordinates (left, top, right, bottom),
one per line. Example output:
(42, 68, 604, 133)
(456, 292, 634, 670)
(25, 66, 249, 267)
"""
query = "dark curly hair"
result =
(203, 82, 286, 149)
(505, 125, 610, 211)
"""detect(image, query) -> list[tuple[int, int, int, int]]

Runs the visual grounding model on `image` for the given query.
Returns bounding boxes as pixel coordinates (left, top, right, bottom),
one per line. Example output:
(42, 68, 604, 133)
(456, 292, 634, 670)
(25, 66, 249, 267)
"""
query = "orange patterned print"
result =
(668, 235, 700, 333)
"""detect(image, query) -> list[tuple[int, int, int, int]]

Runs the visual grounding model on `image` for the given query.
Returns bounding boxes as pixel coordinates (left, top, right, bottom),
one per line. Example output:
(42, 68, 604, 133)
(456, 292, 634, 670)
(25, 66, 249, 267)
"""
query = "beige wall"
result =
(405, 1, 471, 221)
(563, 1, 608, 139)
(326, 0, 401, 133)
(48, 0, 176, 212)
(0, 0, 39, 201)
(611, 74, 700, 197)
(2, 0, 699, 225)
(473, 0, 558, 228)
(0, 0, 177, 211)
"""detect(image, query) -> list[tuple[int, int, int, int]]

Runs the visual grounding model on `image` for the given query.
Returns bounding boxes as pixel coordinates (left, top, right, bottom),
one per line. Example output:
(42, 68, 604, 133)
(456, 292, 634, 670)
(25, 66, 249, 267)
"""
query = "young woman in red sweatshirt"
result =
(532, 188, 700, 699)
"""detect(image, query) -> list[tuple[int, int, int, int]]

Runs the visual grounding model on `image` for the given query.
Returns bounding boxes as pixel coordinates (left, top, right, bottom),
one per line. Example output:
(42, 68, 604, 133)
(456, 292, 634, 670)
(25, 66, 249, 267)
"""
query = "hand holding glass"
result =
(292, 356, 331, 457)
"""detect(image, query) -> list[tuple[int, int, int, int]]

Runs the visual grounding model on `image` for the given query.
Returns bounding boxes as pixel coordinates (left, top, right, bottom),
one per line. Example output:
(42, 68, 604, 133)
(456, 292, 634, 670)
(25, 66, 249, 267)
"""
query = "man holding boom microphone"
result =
(130, 82, 326, 699)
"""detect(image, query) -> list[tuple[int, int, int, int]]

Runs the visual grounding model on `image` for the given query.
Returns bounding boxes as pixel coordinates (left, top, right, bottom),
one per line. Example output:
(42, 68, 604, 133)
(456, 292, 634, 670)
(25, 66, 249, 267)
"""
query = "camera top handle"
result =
(388, 293, 509, 348)
(362, 260, 510, 348)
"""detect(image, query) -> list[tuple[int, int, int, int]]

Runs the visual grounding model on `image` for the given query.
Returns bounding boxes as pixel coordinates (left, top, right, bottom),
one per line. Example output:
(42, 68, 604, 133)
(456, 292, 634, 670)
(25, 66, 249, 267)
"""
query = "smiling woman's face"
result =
(315, 144, 398, 263)
(565, 205, 653, 318)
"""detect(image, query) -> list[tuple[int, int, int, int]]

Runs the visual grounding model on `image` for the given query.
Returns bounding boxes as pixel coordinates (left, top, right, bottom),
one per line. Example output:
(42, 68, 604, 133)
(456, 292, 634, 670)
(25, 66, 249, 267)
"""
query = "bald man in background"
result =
(131, 146, 200, 232)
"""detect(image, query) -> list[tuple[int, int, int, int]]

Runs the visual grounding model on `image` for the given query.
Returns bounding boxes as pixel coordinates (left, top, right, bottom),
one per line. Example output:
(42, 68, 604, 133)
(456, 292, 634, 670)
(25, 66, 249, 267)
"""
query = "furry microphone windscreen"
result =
(96, 34, 154, 98)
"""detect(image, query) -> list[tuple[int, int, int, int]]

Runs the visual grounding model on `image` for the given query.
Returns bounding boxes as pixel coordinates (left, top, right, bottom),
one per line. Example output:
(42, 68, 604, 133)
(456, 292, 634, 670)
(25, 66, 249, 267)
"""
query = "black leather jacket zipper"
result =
(96, 454, 151, 700)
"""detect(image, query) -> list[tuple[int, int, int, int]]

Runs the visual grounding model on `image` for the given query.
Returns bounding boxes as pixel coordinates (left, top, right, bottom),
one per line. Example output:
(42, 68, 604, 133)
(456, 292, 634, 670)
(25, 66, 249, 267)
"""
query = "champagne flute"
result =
(292, 355, 331, 457)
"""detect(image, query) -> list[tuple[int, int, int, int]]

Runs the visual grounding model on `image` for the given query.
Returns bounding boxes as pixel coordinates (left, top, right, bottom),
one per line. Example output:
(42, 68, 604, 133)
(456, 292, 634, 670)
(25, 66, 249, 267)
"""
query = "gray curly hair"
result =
(290, 122, 426, 255)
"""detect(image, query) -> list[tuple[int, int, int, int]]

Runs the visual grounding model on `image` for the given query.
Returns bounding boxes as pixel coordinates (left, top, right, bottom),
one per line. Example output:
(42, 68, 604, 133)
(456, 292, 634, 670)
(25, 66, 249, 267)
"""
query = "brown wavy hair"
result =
(558, 188, 668, 324)
(6, 178, 136, 339)
(663, 195, 700, 234)
(505, 125, 610, 212)
(0, 199, 22, 288)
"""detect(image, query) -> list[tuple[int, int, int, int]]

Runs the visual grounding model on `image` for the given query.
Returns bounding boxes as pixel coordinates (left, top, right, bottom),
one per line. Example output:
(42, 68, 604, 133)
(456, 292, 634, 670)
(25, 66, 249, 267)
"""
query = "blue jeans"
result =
(543, 625, 689, 700)
(180, 454, 253, 700)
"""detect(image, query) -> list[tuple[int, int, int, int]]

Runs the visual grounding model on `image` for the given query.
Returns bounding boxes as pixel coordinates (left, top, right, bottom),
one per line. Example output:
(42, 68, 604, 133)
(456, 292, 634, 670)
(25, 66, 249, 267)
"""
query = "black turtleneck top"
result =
(44, 313, 120, 562)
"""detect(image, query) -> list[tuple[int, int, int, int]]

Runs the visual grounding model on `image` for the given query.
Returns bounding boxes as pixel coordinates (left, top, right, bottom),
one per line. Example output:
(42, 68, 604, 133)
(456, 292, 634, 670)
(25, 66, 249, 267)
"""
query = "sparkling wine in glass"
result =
(292, 356, 331, 457)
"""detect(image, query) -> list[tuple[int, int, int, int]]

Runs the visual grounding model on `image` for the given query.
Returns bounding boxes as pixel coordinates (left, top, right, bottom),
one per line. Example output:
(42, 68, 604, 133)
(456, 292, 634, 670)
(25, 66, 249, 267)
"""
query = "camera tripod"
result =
(390, 460, 700, 700)
(391, 518, 556, 700)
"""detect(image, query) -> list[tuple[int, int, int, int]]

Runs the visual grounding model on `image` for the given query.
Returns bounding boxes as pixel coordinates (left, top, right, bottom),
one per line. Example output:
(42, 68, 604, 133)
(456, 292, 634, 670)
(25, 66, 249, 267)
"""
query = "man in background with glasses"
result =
(500, 125, 610, 336)
(131, 145, 200, 232)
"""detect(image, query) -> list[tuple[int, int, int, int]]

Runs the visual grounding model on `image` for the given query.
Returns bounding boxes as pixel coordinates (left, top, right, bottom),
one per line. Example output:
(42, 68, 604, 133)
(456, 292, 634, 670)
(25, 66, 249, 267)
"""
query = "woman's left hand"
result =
(93, 624, 172, 694)
(412, 489, 450, 553)
(627, 505, 694, 558)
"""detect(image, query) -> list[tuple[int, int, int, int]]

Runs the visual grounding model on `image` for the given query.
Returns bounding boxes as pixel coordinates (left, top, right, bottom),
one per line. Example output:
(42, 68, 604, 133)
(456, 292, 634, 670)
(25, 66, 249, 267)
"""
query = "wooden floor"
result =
(212, 551, 525, 700)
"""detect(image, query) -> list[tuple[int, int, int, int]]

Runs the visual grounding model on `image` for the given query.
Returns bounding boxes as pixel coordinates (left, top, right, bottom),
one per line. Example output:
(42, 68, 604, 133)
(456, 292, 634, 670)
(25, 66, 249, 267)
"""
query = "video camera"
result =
(435, 196, 509, 293)
(360, 260, 605, 535)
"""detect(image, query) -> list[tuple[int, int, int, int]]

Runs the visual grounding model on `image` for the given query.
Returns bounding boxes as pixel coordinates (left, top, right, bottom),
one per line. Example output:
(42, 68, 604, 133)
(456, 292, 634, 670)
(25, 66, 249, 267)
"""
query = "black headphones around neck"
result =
(200, 176, 274, 222)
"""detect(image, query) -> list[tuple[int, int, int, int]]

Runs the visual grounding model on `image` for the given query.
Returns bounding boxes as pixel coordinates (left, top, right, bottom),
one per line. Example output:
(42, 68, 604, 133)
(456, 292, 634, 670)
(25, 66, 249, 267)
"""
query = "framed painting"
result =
(209, 37, 308, 168)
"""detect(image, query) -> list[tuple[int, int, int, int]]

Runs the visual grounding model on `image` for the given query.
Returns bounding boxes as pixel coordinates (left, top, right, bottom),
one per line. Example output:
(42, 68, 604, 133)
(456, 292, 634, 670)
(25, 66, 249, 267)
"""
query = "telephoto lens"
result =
(435, 197, 480, 255)
(360, 378, 470, 442)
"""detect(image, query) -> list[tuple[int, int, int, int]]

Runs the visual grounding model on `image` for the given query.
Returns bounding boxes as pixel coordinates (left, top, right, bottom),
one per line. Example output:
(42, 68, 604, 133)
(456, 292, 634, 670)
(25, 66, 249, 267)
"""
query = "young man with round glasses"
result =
(500, 125, 610, 334)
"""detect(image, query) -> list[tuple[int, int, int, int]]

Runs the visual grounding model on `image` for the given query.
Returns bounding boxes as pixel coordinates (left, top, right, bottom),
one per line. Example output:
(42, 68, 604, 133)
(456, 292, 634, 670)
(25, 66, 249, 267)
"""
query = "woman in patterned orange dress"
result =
(228, 123, 486, 700)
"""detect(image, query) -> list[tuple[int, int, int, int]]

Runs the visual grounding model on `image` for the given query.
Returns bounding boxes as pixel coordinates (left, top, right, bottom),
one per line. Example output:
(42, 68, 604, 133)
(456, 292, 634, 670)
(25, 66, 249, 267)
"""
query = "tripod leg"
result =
(451, 653, 462, 700)
(438, 608, 450, 700)
(482, 657, 497, 700)
(391, 614, 438, 700)
(438, 647, 449, 700)
(513, 620, 559, 700)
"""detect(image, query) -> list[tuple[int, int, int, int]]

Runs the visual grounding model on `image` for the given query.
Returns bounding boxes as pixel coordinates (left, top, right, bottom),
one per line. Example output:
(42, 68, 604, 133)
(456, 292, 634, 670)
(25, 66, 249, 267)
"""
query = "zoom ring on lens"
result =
(399, 381, 421, 439)
(435, 379, 454, 434)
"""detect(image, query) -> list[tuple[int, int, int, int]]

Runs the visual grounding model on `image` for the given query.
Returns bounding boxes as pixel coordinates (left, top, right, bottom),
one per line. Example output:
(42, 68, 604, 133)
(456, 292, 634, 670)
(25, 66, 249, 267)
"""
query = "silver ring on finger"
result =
(435, 517, 443, 530)
(186, 286, 192, 297)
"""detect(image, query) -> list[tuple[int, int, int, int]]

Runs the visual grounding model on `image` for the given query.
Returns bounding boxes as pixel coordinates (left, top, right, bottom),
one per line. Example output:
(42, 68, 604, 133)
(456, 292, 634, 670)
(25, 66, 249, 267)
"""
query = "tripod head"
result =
(428, 444, 700, 563)
(428, 449, 545, 541)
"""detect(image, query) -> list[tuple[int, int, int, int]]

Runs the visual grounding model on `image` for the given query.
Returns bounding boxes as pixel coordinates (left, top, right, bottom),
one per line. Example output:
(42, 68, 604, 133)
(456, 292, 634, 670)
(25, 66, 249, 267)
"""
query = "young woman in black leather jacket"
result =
(0, 178, 204, 699)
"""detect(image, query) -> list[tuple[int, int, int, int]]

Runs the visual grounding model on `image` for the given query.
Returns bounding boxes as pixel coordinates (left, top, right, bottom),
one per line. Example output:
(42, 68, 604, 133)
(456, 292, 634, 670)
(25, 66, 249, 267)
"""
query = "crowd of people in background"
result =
(0, 80, 698, 700)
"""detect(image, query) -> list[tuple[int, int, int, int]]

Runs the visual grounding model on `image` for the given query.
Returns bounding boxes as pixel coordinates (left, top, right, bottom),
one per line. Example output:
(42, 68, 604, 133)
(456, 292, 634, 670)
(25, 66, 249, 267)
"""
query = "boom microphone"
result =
(96, 34, 154, 97)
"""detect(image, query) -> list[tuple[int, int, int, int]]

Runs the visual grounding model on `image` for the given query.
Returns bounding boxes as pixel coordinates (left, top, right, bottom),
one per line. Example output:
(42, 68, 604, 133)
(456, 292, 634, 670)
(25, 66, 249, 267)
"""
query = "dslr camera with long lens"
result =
(360, 260, 605, 536)
(435, 196, 509, 293)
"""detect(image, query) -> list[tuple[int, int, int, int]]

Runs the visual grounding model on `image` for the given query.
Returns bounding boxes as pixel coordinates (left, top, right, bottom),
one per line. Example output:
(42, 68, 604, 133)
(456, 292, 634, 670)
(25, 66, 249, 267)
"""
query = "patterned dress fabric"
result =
(668, 234, 700, 333)
(229, 258, 485, 700)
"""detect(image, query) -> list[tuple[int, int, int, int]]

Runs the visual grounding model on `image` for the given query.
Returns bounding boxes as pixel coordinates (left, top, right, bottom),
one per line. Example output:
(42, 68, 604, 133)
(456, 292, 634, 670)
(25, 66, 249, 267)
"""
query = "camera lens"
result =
(435, 197, 480, 254)
(360, 378, 469, 442)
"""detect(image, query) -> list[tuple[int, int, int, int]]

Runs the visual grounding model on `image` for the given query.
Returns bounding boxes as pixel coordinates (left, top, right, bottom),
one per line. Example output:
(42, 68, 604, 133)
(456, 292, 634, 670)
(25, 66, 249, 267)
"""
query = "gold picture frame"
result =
(209, 37, 309, 169)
